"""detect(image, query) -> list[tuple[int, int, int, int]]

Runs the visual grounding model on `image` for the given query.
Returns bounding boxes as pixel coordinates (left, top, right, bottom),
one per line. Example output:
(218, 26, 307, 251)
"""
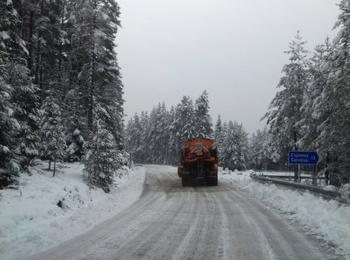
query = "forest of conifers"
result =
(2, 0, 350, 190)
(1, 0, 125, 191)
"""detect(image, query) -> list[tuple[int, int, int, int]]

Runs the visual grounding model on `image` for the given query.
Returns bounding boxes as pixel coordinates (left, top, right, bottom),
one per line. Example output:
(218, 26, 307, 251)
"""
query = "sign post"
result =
(288, 151, 320, 184)
(312, 164, 317, 186)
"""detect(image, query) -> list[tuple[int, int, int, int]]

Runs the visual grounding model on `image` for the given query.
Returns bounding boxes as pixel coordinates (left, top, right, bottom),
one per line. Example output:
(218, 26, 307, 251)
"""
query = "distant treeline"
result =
(125, 91, 252, 170)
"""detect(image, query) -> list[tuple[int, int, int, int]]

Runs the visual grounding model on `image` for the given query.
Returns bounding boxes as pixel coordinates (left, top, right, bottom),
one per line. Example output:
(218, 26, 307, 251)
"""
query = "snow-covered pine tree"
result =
(146, 104, 163, 164)
(16, 0, 74, 104)
(0, 0, 27, 59)
(66, 0, 126, 178)
(84, 106, 126, 192)
(147, 103, 170, 164)
(22, 0, 53, 94)
(0, 76, 20, 187)
(249, 128, 277, 170)
(39, 96, 66, 176)
(160, 103, 172, 164)
(316, 0, 350, 183)
(177, 96, 196, 141)
(218, 121, 228, 166)
(5, 61, 40, 170)
(85, 122, 113, 192)
(221, 121, 249, 170)
(234, 122, 249, 169)
(63, 87, 88, 161)
(66, 128, 85, 161)
(298, 39, 332, 151)
(125, 114, 139, 163)
(138, 111, 150, 163)
(70, 0, 123, 135)
(0, 0, 22, 165)
(194, 90, 212, 138)
(167, 106, 179, 164)
(264, 31, 310, 164)
(0, 0, 39, 179)
(214, 115, 224, 158)
(156, 103, 171, 163)
(221, 121, 236, 170)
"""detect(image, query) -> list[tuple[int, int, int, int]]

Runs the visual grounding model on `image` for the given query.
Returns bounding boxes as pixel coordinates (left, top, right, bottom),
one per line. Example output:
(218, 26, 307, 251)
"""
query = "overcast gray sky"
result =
(117, 0, 339, 133)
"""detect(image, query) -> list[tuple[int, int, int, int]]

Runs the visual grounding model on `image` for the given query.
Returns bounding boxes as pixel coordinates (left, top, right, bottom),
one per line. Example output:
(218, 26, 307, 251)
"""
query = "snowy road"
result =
(28, 165, 335, 260)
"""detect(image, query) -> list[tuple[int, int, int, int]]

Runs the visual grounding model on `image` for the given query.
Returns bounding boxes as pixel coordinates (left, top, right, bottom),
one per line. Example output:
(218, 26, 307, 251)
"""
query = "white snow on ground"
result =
(0, 161, 146, 260)
(220, 169, 350, 259)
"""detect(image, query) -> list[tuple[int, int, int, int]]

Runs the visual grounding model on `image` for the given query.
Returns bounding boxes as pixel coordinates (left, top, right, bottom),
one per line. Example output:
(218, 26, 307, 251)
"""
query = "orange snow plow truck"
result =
(178, 138, 218, 186)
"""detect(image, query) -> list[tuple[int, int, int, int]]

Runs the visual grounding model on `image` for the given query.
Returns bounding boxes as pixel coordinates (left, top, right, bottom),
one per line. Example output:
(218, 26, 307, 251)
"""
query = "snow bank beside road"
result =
(0, 162, 146, 260)
(220, 170, 350, 258)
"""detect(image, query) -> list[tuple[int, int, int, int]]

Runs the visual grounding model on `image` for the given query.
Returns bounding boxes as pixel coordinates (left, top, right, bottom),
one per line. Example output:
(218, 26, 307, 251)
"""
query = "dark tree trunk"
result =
(35, 31, 41, 85)
(28, 11, 34, 73)
(53, 158, 56, 177)
(87, 1, 98, 132)
(293, 129, 299, 182)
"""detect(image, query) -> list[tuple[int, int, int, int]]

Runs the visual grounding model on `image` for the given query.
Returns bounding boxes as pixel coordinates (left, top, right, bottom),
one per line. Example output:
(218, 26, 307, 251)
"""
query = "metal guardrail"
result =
(250, 173, 347, 203)
(256, 175, 325, 179)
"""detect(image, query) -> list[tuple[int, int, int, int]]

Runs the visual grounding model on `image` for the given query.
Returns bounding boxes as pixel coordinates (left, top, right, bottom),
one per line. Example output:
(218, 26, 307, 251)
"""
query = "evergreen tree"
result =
(70, 0, 122, 135)
(316, 0, 350, 182)
(221, 121, 248, 170)
(177, 96, 196, 141)
(39, 96, 66, 176)
(0, 0, 126, 188)
(0, 0, 38, 179)
(63, 88, 88, 157)
(125, 114, 143, 163)
(214, 115, 224, 158)
(299, 39, 332, 151)
(66, 128, 85, 161)
(7, 63, 40, 169)
(84, 117, 124, 193)
(167, 106, 178, 164)
(264, 32, 310, 164)
(194, 90, 212, 138)
(0, 0, 27, 62)
(249, 128, 277, 170)
(147, 104, 165, 163)
(0, 76, 20, 186)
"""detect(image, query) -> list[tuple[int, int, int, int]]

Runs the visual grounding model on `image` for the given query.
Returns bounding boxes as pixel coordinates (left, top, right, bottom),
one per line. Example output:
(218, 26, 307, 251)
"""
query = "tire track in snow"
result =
(28, 165, 338, 260)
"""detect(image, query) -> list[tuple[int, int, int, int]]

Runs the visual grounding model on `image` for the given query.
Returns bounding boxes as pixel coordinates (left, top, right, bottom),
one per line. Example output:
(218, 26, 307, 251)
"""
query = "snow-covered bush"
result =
(340, 183, 350, 203)
(66, 128, 85, 162)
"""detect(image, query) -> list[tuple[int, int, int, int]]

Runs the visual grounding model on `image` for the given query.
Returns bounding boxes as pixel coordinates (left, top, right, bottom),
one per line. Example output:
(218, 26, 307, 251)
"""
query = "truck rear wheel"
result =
(182, 177, 191, 187)
(208, 176, 218, 186)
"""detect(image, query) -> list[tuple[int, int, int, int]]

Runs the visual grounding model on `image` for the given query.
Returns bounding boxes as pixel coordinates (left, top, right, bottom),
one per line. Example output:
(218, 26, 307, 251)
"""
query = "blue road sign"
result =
(288, 151, 319, 165)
